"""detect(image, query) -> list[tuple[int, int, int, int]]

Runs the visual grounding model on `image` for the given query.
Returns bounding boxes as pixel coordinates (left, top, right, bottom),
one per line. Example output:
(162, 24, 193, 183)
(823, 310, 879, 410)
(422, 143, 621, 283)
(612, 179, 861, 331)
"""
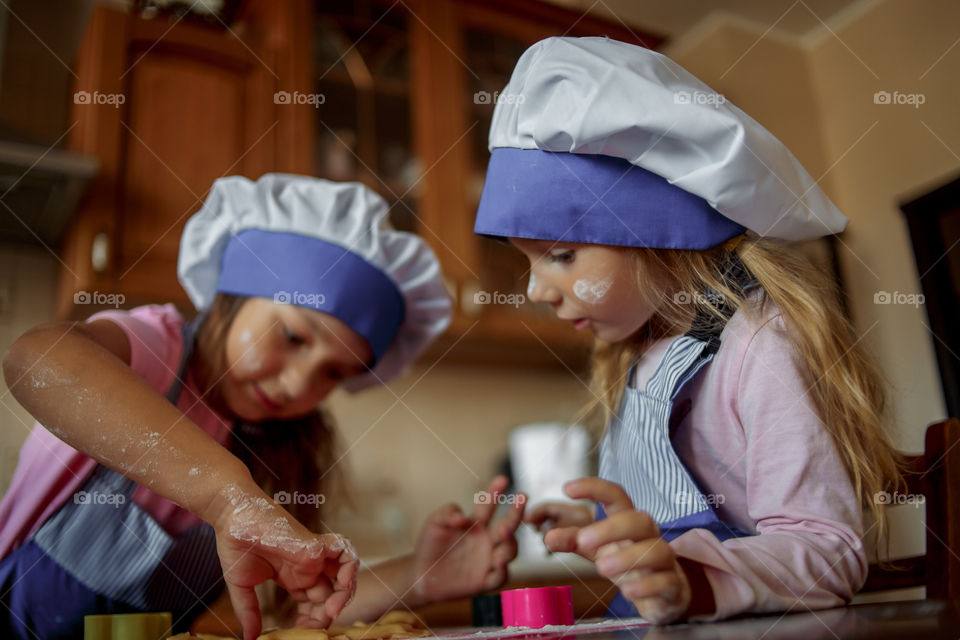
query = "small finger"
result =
(543, 526, 585, 556)
(621, 569, 683, 601)
(473, 475, 509, 525)
(563, 478, 635, 515)
(225, 582, 262, 640)
(491, 538, 518, 568)
(482, 564, 508, 592)
(576, 511, 659, 555)
(495, 495, 527, 540)
(595, 539, 674, 579)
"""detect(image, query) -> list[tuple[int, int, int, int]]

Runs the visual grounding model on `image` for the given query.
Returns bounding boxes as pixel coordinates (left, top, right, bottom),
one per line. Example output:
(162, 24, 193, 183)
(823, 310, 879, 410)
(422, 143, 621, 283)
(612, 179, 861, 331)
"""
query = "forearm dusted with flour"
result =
(2, 319, 258, 524)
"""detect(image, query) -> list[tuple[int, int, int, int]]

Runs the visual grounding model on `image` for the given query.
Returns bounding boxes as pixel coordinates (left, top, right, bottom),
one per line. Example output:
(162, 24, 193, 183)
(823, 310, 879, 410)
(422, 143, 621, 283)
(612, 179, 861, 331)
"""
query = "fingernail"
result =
(597, 557, 617, 573)
(578, 530, 596, 547)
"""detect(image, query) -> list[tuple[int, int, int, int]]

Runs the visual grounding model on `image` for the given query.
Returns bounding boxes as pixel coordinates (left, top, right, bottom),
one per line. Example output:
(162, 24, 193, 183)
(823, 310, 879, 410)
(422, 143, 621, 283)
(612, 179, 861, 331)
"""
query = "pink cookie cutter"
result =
(500, 586, 575, 629)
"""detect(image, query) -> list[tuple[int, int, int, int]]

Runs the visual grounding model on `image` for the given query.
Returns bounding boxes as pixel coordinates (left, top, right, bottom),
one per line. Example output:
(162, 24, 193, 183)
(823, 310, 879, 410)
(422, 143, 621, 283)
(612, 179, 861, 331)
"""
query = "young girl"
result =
(1, 174, 525, 640)
(473, 37, 903, 624)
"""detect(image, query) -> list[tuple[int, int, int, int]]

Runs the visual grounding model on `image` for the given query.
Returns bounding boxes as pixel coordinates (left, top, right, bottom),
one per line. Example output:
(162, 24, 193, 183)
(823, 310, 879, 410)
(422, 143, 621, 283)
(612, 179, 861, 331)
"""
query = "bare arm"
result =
(3, 319, 358, 639)
(3, 319, 251, 521)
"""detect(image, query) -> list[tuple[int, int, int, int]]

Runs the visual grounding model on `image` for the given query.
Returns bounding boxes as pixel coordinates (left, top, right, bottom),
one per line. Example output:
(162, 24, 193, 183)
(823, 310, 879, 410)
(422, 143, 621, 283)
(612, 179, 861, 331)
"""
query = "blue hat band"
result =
(474, 148, 746, 249)
(216, 229, 405, 364)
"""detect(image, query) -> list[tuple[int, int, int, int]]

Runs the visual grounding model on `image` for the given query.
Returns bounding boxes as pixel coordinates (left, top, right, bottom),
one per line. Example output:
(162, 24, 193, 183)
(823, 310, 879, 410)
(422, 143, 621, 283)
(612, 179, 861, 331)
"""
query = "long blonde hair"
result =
(584, 236, 904, 546)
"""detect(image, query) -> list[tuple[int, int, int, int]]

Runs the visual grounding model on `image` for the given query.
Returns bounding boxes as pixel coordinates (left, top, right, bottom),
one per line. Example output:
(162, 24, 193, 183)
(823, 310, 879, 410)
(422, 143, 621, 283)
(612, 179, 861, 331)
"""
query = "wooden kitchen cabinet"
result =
(59, 0, 662, 369)
(59, 2, 313, 318)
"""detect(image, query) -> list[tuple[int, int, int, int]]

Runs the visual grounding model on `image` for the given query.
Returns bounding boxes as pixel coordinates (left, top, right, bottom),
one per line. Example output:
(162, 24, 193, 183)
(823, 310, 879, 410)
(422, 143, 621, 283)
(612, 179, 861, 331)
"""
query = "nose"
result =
(526, 269, 561, 306)
(278, 360, 312, 402)
(278, 352, 339, 406)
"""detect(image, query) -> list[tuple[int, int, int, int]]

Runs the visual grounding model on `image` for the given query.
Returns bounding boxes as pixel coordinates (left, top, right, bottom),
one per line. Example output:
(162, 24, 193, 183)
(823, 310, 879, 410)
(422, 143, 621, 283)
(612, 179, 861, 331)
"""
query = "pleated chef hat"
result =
(474, 37, 848, 248)
(179, 174, 452, 391)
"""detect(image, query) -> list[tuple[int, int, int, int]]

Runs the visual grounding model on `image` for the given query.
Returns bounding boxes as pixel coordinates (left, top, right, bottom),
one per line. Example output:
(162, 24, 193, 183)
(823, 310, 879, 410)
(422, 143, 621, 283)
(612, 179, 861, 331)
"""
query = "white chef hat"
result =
(178, 174, 451, 391)
(474, 37, 848, 248)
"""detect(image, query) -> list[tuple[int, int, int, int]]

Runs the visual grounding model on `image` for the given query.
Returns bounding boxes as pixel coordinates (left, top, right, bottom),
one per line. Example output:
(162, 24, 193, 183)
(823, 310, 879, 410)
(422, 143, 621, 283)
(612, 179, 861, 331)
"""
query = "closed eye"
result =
(282, 325, 306, 346)
(549, 249, 575, 264)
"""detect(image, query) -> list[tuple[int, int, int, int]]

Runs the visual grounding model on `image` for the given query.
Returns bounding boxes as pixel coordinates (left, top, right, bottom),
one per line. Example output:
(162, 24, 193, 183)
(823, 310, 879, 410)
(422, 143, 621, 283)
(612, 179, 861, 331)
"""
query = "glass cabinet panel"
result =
(314, 1, 419, 233)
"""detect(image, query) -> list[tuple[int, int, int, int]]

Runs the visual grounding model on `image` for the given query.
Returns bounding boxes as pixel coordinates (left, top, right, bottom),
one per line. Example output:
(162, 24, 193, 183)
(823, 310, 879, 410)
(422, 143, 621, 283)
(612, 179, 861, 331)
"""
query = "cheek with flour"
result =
(233, 328, 265, 374)
(573, 277, 612, 305)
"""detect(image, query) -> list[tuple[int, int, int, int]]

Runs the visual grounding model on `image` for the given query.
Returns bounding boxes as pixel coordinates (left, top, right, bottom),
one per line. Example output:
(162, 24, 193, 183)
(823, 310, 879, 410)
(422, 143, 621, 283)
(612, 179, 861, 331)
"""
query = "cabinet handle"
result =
(460, 279, 484, 317)
(91, 232, 109, 273)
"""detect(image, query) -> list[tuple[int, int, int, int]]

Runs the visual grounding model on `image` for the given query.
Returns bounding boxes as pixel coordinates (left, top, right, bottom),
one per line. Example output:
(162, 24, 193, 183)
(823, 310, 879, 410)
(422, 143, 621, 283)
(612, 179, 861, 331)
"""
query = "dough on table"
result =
(170, 610, 431, 640)
(262, 610, 430, 640)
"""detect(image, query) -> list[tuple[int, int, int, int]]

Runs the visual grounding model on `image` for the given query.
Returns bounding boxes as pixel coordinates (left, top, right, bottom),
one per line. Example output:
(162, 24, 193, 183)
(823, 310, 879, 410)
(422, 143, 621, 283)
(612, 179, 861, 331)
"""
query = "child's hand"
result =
(410, 476, 526, 604)
(524, 500, 595, 533)
(545, 478, 693, 625)
(210, 485, 358, 640)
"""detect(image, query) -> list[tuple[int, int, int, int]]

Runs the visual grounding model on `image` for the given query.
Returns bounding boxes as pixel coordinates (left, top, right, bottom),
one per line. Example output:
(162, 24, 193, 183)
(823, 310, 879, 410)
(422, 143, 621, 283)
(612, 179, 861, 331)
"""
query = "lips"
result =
(252, 383, 282, 412)
(572, 318, 591, 331)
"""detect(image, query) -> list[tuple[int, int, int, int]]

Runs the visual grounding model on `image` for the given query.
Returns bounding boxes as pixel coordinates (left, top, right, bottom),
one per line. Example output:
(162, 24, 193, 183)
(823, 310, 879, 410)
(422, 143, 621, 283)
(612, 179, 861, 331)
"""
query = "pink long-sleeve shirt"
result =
(627, 296, 867, 619)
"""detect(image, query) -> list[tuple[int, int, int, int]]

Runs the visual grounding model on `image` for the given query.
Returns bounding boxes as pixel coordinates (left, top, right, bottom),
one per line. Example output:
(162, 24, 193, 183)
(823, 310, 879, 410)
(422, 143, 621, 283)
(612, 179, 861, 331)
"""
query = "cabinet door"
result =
(118, 17, 276, 305)
(61, 7, 276, 317)
(311, 1, 419, 233)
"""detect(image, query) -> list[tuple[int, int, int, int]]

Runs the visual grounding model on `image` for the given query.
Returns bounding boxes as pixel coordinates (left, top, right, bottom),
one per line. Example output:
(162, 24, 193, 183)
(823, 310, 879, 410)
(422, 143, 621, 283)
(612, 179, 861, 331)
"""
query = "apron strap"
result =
(163, 314, 205, 405)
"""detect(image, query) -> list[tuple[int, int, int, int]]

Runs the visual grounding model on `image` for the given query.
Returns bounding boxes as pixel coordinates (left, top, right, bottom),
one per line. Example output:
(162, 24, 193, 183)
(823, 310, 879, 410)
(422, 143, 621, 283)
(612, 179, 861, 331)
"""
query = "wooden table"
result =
(494, 600, 960, 640)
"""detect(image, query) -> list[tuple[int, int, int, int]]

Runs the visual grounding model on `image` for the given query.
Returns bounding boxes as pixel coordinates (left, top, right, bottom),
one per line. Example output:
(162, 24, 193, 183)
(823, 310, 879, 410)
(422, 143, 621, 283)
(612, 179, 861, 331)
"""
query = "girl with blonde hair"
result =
(474, 37, 903, 624)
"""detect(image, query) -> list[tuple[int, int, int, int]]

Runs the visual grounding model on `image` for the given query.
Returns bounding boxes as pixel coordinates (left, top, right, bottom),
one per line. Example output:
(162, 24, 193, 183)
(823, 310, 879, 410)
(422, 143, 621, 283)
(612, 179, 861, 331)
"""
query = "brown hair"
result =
(581, 236, 905, 548)
(190, 293, 343, 532)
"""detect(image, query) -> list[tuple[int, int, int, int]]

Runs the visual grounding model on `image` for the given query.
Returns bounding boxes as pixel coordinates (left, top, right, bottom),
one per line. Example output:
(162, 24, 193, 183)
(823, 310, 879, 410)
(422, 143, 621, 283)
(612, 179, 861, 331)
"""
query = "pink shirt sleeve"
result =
(670, 311, 868, 619)
(88, 303, 183, 394)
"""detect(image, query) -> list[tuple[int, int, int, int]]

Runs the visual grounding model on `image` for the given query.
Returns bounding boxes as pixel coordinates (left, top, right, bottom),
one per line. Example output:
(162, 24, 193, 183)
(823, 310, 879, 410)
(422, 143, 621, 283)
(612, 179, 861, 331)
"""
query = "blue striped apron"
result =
(0, 317, 224, 639)
(599, 266, 756, 617)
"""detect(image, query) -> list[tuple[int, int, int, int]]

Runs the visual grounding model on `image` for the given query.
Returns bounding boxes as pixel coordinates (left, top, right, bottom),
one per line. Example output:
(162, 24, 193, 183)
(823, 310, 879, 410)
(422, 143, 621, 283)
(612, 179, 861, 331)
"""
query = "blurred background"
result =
(0, 0, 958, 622)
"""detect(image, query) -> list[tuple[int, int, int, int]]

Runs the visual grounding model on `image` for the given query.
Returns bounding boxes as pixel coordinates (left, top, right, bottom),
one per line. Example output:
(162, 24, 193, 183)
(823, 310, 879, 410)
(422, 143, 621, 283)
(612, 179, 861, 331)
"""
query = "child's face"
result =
(511, 238, 655, 343)
(219, 298, 373, 421)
